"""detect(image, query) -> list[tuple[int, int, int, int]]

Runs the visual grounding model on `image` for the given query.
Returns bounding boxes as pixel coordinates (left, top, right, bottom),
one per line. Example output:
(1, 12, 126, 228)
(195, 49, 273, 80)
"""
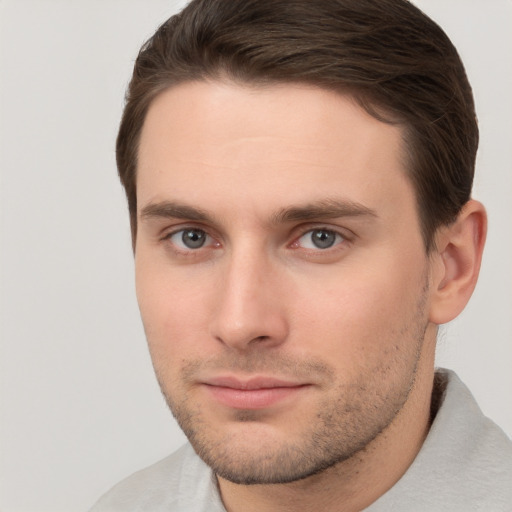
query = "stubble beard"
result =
(152, 287, 430, 485)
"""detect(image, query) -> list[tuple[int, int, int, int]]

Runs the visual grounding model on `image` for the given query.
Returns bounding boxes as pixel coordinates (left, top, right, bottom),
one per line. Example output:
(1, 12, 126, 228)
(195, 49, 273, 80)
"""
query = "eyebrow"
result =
(140, 201, 212, 223)
(139, 198, 377, 225)
(270, 198, 378, 224)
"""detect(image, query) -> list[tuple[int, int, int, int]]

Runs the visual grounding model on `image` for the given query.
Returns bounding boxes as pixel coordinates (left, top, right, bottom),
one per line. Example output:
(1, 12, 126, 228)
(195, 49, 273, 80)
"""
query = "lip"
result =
(201, 376, 310, 410)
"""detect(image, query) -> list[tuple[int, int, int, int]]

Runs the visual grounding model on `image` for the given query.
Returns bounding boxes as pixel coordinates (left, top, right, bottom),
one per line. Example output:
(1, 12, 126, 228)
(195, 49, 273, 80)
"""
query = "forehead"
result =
(137, 80, 415, 226)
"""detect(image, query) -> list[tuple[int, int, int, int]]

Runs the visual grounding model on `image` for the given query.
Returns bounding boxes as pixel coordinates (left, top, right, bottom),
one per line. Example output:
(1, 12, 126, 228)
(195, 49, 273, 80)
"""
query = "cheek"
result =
(291, 264, 426, 362)
(135, 261, 215, 360)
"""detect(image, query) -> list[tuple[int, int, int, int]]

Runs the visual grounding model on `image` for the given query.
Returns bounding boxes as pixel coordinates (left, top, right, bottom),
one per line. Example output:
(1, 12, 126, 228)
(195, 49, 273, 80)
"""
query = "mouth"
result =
(201, 375, 311, 410)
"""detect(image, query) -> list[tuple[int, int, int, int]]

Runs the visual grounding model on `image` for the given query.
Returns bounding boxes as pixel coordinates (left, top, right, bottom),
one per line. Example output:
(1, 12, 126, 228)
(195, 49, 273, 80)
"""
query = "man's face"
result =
(135, 81, 436, 484)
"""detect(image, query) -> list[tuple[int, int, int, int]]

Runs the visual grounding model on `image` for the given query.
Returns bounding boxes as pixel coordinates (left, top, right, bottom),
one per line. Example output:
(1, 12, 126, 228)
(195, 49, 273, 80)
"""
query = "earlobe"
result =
(429, 199, 487, 325)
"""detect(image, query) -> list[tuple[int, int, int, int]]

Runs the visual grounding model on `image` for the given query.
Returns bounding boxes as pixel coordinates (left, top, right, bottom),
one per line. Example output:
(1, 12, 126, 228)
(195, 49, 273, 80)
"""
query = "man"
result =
(91, 0, 512, 510)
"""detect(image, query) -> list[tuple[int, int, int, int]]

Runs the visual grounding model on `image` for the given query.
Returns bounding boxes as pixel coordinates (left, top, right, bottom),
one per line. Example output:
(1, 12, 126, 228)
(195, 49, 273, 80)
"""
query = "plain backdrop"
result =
(0, 1, 511, 511)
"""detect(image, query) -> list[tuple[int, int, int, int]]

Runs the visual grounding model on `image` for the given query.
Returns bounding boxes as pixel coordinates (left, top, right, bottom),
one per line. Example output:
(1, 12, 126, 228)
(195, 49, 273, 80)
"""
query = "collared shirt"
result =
(90, 370, 512, 511)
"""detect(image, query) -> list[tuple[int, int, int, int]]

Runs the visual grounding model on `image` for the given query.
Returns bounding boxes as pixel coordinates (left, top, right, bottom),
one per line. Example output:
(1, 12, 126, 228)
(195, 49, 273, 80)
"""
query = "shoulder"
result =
(431, 369, 512, 474)
(366, 369, 512, 512)
(431, 369, 512, 506)
(89, 443, 222, 512)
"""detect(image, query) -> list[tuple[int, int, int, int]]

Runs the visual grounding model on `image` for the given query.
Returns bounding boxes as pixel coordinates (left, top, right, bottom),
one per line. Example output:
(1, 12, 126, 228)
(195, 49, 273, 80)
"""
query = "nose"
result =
(209, 248, 289, 351)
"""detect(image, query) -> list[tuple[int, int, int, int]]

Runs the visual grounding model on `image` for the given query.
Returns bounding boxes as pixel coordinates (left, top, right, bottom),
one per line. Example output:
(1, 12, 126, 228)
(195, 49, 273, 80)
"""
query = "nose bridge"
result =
(210, 241, 288, 349)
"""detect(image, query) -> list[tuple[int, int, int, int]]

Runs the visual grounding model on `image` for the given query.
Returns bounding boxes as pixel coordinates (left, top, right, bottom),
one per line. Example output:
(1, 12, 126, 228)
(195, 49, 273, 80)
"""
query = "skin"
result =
(134, 81, 486, 511)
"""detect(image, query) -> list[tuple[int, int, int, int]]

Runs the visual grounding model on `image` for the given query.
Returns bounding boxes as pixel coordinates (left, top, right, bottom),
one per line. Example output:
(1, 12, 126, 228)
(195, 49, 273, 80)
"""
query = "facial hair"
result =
(152, 282, 429, 485)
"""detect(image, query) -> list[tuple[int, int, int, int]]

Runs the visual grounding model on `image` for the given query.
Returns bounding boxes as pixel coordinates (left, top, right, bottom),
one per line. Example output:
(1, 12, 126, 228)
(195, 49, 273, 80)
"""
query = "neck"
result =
(218, 333, 436, 512)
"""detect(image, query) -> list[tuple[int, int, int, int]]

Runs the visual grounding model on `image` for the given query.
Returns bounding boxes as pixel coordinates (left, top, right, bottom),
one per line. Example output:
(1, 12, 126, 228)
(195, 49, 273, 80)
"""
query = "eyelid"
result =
(160, 222, 216, 240)
(170, 228, 208, 249)
(290, 223, 354, 243)
(160, 224, 222, 255)
(158, 221, 353, 255)
(300, 229, 342, 248)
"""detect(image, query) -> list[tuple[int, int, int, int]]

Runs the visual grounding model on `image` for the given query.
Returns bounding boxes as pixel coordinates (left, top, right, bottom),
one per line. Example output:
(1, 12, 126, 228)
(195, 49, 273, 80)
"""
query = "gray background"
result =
(1, 1, 511, 510)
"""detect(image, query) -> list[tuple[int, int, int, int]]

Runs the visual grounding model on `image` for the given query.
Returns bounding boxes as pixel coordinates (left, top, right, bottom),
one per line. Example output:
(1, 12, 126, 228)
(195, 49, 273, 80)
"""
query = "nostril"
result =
(249, 335, 269, 344)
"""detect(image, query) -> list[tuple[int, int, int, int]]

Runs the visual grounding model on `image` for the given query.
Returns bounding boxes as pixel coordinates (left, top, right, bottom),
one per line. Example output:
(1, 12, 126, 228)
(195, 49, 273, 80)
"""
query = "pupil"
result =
(312, 230, 335, 249)
(182, 229, 206, 249)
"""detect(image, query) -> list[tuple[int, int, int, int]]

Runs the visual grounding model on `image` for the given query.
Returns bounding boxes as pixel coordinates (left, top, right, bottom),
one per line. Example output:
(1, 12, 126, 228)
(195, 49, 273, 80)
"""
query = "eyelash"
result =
(162, 227, 218, 254)
(291, 228, 346, 251)
(161, 225, 351, 257)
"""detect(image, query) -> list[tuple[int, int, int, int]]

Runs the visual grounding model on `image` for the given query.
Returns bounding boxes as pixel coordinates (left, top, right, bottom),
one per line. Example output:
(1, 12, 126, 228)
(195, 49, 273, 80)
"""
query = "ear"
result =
(429, 199, 487, 325)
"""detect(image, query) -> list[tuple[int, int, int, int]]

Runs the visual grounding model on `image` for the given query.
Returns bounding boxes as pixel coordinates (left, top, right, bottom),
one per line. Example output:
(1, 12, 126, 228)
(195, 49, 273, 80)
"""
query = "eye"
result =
(168, 228, 211, 250)
(297, 228, 344, 250)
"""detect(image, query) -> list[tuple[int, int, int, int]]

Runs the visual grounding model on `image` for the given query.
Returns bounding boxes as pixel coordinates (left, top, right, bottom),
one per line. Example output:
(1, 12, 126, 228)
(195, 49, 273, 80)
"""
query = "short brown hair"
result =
(117, 0, 478, 251)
